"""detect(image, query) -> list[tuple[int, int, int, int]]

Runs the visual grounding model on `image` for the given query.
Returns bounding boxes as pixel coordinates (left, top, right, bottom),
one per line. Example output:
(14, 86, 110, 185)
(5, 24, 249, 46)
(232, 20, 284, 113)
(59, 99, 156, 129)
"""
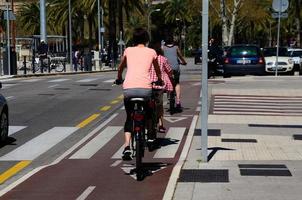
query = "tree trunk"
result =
(109, 0, 117, 65)
(220, 0, 228, 46)
(227, 0, 242, 46)
(295, 0, 301, 47)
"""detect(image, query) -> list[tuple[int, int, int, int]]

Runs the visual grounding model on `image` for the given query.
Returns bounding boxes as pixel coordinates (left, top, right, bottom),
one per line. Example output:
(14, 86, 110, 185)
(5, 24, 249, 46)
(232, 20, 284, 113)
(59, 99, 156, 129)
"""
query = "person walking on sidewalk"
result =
(162, 35, 187, 112)
(115, 28, 163, 160)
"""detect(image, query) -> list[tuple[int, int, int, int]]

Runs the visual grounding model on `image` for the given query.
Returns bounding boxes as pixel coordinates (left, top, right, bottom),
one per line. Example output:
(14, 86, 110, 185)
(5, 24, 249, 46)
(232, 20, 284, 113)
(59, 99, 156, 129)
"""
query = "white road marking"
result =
(154, 127, 186, 158)
(0, 114, 118, 197)
(48, 84, 59, 88)
(110, 160, 122, 167)
(69, 126, 123, 159)
(6, 96, 15, 100)
(8, 126, 27, 136)
(103, 79, 115, 83)
(2, 84, 17, 89)
(76, 78, 99, 83)
(48, 78, 69, 83)
(76, 186, 96, 200)
(111, 145, 124, 159)
(164, 116, 187, 123)
(20, 79, 42, 83)
(0, 127, 79, 161)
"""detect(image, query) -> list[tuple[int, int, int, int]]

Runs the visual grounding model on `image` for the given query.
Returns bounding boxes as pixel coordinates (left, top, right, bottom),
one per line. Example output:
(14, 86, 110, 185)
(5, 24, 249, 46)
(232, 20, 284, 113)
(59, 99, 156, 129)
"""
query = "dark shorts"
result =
(123, 88, 152, 133)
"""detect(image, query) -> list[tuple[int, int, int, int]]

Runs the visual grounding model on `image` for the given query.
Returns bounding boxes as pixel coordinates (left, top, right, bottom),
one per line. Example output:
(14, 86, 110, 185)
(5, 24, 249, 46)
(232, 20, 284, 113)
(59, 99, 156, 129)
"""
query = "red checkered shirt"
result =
(150, 55, 174, 91)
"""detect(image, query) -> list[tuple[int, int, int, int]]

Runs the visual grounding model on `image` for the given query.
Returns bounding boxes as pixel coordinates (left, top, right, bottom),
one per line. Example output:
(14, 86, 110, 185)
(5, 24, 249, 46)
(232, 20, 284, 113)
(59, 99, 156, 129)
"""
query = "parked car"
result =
(223, 45, 265, 77)
(0, 82, 8, 143)
(262, 47, 294, 75)
(288, 48, 302, 74)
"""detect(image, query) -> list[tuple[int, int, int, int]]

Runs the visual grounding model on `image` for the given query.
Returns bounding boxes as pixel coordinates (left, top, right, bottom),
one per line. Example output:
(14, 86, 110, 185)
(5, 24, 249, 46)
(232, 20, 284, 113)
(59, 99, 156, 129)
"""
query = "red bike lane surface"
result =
(0, 81, 200, 200)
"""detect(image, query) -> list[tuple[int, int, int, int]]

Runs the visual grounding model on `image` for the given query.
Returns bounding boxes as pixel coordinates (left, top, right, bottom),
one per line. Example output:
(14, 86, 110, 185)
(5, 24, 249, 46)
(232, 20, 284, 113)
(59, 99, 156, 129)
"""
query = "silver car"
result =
(0, 82, 9, 143)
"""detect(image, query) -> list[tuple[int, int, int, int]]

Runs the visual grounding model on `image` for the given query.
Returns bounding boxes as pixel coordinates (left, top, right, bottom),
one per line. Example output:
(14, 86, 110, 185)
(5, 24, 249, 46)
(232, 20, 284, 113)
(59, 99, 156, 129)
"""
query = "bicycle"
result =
(31, 57, 65, 73)
(114, 80, 162, 181)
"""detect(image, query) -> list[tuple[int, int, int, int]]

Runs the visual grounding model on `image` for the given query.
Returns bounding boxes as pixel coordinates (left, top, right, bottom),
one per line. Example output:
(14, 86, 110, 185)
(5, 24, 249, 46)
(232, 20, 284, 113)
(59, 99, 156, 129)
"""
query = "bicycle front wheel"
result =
(55, 62, 64, 72)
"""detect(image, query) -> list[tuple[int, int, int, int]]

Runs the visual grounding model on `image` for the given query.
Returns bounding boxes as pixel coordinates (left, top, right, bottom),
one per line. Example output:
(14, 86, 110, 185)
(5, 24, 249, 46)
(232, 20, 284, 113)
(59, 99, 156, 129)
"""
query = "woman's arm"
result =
(152, 57, 162, 81)
(176, 47, 187, 65)
(117, 55, 127, 79)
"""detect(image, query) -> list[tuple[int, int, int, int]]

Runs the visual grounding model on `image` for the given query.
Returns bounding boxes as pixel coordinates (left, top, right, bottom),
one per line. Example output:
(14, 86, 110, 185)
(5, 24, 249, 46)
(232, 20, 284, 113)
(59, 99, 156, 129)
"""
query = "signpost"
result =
(201, 0, 209, 162)
(272, 0, 289, 76)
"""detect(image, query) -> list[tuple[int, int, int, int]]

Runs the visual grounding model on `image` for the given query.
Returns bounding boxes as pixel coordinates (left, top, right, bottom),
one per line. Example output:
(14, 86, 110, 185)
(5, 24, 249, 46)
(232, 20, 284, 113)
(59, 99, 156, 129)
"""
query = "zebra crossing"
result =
(212, 94, 302, 116)
(4, 125, 187, 162)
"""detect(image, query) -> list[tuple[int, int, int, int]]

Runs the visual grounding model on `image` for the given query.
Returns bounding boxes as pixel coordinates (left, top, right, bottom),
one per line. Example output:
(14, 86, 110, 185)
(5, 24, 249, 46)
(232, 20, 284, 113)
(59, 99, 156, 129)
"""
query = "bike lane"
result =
(0, 81, 201, 200)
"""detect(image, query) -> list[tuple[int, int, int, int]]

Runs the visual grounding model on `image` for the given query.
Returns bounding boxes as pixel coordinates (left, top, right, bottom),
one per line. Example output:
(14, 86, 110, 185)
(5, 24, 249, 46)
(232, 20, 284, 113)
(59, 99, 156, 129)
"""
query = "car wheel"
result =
(0, 110, 8, 143)
(299, 66, 302, 76)
(289, 69, 295, 76)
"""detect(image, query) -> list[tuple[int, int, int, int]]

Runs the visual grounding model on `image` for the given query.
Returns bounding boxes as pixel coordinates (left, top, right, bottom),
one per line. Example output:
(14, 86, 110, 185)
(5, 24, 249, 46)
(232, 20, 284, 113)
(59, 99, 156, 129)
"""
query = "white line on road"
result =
(21, 79, 42, 83)
(0, 127, 79, 161)
(103, 79, 115, 83)
(76, 186, 96, 200)
(8, 126, 26, 136)
(76, 78, 99, 83)
(6, 96, 15, 100)
(48, 78, 69, 83)
(111, 145, 124, 159)
(110, 160, 122, 167)
(48, 84, 59, 88)
(69, 126, 123, 159)
(154, 127, 186, 159)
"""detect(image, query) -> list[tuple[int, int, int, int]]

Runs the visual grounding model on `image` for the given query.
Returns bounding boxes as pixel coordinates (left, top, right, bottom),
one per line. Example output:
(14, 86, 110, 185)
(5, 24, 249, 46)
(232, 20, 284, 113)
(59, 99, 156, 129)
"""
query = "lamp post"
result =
(68, 0, 72, 71)
(147, 8, 160, 41)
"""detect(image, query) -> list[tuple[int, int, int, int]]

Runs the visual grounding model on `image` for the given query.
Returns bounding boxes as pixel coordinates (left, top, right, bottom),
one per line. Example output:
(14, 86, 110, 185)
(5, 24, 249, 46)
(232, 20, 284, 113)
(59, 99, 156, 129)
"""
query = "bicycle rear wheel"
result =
(169, 91, 176, 114)
(135, 131, 144, 181)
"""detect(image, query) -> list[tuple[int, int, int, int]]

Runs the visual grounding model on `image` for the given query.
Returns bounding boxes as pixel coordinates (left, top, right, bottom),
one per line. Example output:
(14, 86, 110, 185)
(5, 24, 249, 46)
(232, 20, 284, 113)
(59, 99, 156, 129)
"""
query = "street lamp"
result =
(68, 0, 72, 71)
(147, 8, 160, 41)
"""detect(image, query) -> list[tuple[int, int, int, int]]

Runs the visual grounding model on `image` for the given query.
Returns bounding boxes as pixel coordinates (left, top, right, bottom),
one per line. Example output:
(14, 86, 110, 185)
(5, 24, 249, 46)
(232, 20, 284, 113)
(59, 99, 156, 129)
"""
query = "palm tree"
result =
(17, 2, 40, 35)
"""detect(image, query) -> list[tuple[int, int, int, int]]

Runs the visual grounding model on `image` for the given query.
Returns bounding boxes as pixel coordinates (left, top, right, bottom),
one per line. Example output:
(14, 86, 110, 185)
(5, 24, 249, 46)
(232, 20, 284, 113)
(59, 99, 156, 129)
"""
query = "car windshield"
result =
(291, 51, 302, 57)
(229, 46, 259, 57)
(263, 48, 289, 57)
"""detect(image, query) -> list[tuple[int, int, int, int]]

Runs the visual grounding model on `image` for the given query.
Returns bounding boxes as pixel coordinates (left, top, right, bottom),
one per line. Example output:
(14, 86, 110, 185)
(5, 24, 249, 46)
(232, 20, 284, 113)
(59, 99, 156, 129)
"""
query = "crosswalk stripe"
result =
(76, 78, 99, 83)
(70, 126, 123, 159)
(2, 84, 17, 89)
(103, 79, 115, 83)
(0, 127, 79, 161)
(20, 79, 42, 83)
(8, 126, 27, 136)
(112, 145, 124, 159)
(48, 78, 69, 83)
(154, 127, 186, 158)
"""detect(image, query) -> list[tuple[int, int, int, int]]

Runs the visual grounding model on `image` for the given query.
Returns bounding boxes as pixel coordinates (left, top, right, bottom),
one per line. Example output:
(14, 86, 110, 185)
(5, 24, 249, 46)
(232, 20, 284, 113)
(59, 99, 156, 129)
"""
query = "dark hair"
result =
(150, 42, 164, 56)
(165, 35, 174, 45)
(132, 28, 149, 46)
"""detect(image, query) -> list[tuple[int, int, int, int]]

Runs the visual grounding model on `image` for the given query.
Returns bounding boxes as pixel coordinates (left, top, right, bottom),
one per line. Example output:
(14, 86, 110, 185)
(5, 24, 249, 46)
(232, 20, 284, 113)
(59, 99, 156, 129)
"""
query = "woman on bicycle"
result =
(115, 28, 163, 161)
(162, 35, 187, 112)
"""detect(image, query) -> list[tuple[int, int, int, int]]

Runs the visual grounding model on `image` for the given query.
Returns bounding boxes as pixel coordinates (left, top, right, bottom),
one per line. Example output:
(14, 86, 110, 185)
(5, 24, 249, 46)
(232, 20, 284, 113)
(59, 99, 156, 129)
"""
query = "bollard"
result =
(23, 56, 27, 75)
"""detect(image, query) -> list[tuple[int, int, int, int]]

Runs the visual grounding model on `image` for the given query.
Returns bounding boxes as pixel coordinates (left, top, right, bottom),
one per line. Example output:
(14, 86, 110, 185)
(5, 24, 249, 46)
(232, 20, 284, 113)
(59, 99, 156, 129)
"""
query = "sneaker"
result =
(176, 103, 183, 112)
(122, 146, 132, 161)
(158, 126, 166, 133)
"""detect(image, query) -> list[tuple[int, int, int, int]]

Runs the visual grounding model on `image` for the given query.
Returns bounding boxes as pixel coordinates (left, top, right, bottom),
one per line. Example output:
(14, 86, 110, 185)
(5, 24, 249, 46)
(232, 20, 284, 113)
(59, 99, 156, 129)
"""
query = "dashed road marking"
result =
(76, 186, 96, 200)
(76, 114, 100, 128)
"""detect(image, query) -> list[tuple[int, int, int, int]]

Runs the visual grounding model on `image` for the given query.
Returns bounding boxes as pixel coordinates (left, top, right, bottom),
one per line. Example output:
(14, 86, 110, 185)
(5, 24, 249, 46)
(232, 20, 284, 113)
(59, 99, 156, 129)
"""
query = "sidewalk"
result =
(0, 63, 116, 80)
(172, 83, 302, 200)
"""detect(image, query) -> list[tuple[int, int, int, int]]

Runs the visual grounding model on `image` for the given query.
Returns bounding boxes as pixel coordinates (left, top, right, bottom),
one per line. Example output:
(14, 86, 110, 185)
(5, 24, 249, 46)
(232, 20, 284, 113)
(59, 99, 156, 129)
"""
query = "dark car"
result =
(0, 82, 9, 143)
(223, 45, 265, 77)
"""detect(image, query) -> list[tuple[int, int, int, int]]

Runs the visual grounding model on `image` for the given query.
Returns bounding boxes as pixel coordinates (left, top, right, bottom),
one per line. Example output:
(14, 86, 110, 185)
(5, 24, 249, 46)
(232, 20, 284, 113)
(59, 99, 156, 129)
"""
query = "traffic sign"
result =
(272, 0, 289, 12)
(272, 12, 288, 18)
